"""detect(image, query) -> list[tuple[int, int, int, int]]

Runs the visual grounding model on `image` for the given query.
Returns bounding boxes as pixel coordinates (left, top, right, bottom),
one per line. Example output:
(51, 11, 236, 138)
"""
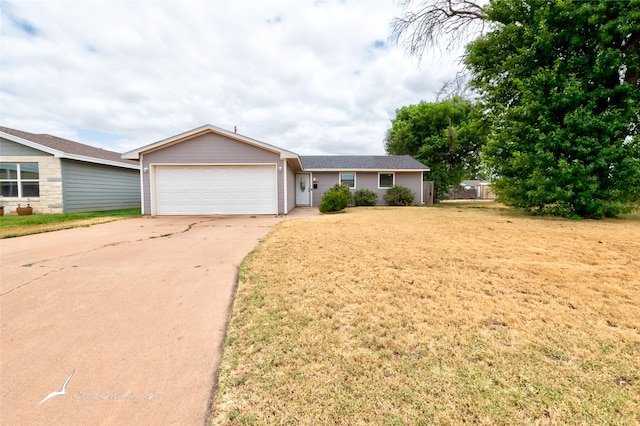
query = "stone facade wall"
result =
(1, 156, 63, 215)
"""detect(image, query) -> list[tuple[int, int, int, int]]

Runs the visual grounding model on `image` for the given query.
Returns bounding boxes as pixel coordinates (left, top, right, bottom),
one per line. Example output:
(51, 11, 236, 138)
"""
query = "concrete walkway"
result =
(0, 209, 319, 425)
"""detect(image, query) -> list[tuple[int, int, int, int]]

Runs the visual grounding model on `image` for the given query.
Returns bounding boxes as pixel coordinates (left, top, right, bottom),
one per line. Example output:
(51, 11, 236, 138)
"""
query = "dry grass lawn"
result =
(213, 204, 640, 425)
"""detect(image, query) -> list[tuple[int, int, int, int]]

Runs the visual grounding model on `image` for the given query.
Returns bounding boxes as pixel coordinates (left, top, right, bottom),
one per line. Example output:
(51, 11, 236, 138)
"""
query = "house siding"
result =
(1, 138, 51, 156)
(310, 171, 423, 206)
(309, 171, 340, 207)
(61, 159, 141, 213)
(286, 161, 296, 212)
(141, 132, 286, 215)
(394, 172, 423, 205)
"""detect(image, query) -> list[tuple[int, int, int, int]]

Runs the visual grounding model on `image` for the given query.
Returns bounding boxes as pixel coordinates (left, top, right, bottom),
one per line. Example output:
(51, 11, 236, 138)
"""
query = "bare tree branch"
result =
(435, 69, 475, 101)
(392, 0, 487, 61)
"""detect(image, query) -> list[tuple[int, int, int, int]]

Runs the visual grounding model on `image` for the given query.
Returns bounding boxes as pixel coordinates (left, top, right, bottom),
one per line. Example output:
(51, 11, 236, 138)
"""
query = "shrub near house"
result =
(319, 183, 352, 213)
(384, 185, 415, 206)
(320, 192, 349, 213)
(321, 184, 416, 211)
(353, 189, 378, 206)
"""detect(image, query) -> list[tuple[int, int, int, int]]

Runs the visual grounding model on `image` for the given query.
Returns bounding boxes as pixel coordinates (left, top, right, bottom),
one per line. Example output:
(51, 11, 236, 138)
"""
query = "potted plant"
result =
(16, 199, 33, 215)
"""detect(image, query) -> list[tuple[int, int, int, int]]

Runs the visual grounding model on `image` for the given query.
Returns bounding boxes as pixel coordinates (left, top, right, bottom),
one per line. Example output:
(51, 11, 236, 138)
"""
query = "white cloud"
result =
(0, 0, 464, 155)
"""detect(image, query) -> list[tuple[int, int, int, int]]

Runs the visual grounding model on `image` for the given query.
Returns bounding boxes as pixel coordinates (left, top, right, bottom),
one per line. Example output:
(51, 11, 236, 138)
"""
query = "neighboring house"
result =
(0, 126, 141, 214)
(122, 124, 430, 216)
(450, 180, 496, 200)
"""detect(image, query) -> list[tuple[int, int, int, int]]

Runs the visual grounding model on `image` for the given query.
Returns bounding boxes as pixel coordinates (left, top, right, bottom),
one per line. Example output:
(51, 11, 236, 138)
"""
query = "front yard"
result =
(213, 204, 639, 425)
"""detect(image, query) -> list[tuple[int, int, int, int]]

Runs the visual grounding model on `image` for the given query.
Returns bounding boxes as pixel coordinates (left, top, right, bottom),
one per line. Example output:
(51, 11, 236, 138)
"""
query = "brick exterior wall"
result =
(1, 156, 63, 215)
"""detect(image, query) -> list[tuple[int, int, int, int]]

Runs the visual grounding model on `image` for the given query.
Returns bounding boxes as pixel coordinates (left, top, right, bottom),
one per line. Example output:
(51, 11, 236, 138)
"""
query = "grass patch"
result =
(213, 205, 640, 425)
(0, 208, 141, 238)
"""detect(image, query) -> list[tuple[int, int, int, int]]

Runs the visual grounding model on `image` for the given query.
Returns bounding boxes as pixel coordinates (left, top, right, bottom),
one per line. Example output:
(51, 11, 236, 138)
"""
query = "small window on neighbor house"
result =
(379, 172, 394, 188)
(0, 163, 40, 198)
(340, 172, 355, 189)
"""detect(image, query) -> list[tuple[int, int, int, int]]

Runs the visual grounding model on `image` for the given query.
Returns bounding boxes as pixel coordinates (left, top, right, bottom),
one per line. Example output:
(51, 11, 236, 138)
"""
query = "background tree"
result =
(466, 0, 640, 218)
(393, 0, 640, 218)
(385, 96, 488, 200)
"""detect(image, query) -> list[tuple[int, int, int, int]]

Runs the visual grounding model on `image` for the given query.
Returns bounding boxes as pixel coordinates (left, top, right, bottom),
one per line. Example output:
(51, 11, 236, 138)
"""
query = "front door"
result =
(295, 173, 311, 206)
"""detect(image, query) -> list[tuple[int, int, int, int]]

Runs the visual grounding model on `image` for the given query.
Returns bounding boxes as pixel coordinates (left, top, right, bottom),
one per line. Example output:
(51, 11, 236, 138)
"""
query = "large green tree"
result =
(465, 0, 640, 218)
(385, 97, 488, 200)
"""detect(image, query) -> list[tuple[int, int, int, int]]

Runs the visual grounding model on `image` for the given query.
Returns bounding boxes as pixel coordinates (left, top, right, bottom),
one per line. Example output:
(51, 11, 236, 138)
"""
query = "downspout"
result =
(140, 153, 146, 215)
(283, 160, 288, 215)
(309, 173, 313, 207)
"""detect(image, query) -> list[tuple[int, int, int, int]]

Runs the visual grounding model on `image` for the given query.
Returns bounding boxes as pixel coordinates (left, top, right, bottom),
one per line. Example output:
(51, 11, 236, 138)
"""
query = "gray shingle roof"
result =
(300, 155, 429, 170)
(0, 126, 139, 166)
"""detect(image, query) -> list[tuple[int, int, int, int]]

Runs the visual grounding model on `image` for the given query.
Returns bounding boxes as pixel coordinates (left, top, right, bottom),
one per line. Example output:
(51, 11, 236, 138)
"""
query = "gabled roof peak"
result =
(122, 124, 299, 160)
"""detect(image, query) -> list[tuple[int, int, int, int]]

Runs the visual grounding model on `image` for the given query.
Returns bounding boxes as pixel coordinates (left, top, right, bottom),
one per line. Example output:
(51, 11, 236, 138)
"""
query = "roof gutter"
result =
(302, 168, 430, 172)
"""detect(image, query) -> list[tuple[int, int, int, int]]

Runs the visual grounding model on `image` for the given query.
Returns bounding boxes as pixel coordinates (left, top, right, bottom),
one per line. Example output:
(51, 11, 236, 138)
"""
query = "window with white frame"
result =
(0, 163, 40, 197)
(339, 172, 355, 189)
(379, 172, 394, 188)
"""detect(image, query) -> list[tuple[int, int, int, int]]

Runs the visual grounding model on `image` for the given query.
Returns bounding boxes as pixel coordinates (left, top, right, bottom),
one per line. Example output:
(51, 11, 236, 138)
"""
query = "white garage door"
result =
(154, 165, 277, 215)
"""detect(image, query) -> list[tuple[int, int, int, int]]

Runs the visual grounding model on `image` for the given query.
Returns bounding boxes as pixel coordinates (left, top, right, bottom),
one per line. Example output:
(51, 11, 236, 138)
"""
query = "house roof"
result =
(122, 124, 301, 163)
(300, 155, 429, 171)
(122, 124, 429, 172)
(0, 126, 139, 169)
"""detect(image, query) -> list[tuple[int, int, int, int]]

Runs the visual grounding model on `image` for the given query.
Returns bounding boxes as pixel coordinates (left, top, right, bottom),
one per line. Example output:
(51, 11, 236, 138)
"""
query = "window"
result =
(379, 172, 394, 188)
(0, 163, 40, 197)
(340, 172, 355, 189)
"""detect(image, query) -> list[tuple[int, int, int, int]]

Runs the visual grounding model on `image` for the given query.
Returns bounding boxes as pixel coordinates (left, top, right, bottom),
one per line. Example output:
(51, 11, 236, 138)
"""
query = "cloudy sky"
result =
(1, 0, 464, 155)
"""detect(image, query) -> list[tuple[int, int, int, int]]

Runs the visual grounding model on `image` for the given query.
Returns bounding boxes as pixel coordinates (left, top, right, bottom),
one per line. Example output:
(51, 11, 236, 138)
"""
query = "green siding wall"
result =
(0, 138, 51, 156)
(61, 159, 140, 212)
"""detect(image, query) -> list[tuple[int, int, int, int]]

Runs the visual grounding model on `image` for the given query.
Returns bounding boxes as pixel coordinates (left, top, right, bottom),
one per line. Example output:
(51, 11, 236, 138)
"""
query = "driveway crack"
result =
(1, 218, 221, 296)
(151, 218, 222, 238)
(0, 241, 132, 296)
(0, 267, 64, 297)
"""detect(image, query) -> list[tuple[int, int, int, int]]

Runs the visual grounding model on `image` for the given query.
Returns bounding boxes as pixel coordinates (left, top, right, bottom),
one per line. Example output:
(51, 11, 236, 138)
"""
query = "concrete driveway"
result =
(0, 209, 318, 425)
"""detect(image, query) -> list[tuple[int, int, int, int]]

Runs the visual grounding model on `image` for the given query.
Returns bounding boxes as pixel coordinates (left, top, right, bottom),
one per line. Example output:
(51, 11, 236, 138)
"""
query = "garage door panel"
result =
(154, 165, 277, 215)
